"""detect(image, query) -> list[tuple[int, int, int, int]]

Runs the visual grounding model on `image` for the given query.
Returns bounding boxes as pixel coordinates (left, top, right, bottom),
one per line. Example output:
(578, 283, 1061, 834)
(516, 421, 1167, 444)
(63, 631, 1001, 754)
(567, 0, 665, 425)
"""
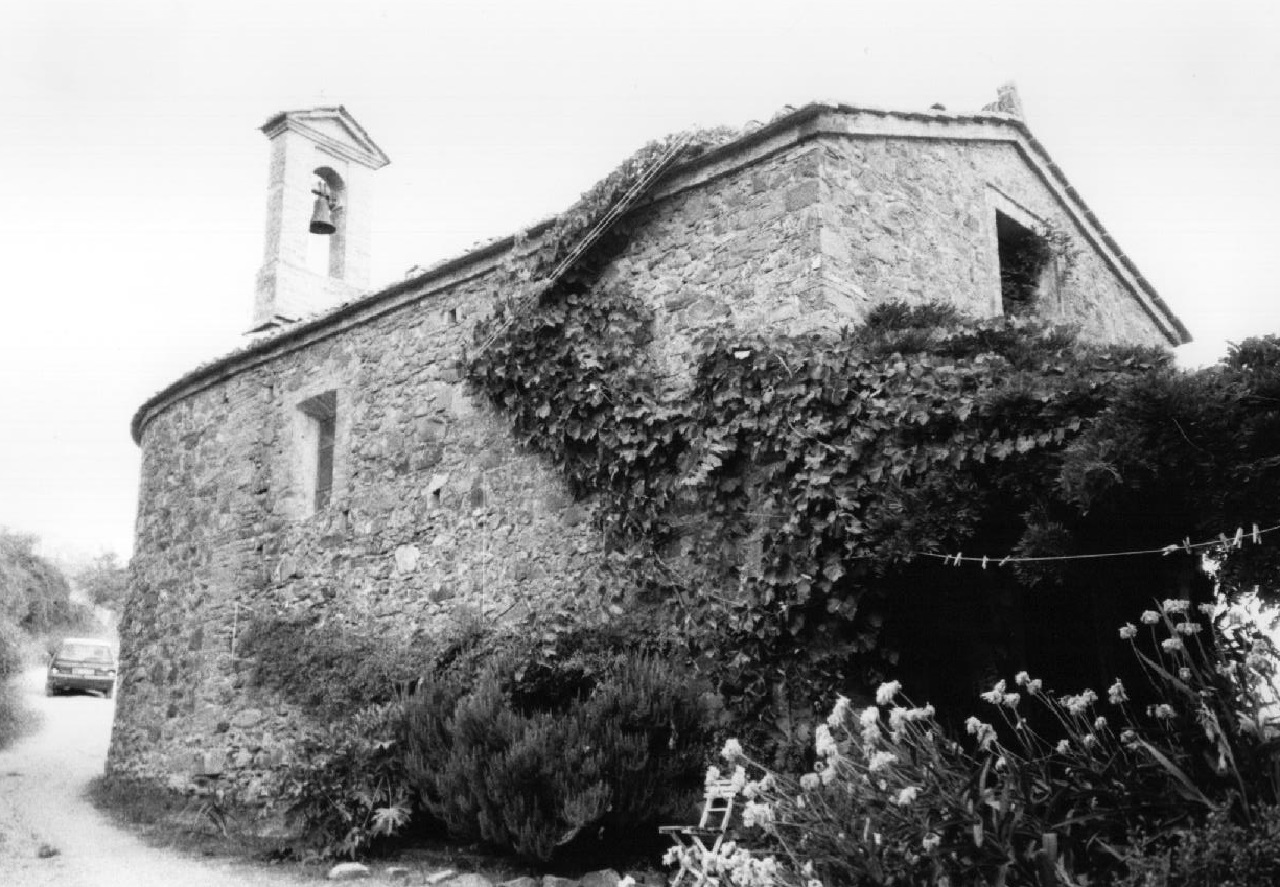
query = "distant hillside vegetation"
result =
(0, 529, 76, 633)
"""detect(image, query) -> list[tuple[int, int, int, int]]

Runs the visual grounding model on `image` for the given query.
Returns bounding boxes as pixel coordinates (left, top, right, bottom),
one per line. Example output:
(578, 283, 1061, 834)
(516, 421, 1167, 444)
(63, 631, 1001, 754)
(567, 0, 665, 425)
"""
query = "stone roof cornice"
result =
(260, 106, 391, 169)
(132, 101, 1189, 444)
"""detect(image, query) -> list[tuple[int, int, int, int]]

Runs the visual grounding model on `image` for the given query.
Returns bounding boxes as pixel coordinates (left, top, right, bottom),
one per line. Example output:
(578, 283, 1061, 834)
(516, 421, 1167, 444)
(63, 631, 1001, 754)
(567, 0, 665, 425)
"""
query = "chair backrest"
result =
(697, 779, 738, 830)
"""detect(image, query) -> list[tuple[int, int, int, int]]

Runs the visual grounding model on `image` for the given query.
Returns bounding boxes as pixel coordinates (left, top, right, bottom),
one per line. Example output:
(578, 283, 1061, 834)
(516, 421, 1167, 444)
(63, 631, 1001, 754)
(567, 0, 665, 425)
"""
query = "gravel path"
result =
(0, 667, 318, 887)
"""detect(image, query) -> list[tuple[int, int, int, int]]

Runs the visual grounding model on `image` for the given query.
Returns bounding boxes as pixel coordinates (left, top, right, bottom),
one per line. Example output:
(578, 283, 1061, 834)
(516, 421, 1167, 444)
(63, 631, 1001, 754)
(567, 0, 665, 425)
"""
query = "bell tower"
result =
(252, 107, 390, 332)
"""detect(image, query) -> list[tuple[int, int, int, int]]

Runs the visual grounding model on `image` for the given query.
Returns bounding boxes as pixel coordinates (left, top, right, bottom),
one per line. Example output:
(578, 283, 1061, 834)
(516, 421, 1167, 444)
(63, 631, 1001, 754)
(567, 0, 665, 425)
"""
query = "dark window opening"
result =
(315, 414, 335, 510)
(299, 391, 337, 513)
(996, 211, 1052, 317)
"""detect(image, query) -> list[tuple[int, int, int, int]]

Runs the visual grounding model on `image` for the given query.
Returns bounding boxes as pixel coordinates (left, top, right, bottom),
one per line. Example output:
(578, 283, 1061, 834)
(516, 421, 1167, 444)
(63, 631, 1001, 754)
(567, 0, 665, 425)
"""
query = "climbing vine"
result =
(462, 124, 1274, 751)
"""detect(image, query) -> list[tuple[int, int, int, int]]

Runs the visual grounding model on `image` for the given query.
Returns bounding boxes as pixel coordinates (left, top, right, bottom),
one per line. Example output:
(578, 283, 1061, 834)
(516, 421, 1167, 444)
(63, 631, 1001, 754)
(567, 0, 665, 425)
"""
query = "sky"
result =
(2, 0, 1279, 562)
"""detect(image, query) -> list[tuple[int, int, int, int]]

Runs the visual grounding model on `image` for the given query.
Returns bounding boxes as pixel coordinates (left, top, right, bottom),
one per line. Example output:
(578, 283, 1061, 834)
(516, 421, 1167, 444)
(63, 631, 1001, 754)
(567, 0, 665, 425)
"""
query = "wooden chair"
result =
(659, 778, 739, 886)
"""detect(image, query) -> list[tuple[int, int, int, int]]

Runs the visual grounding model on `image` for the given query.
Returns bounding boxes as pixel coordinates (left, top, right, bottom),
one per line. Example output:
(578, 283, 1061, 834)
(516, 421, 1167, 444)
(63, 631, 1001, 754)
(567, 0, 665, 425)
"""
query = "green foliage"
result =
(1117, 805, 1280, 887)
(402, 649, 715, 862)
(236, 616, 464, 715)
(469, 284, 1183, 746)
(74, 552, 129, 611)
(281, 701, 413, 860)
(702, 604, 1280, 887)
(0, 528, 77, 633)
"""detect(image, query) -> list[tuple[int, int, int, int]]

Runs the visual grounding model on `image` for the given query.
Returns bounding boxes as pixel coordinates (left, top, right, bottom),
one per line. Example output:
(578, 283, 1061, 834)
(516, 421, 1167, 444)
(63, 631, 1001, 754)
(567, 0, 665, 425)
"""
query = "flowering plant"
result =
(679, 603, 1280, 886)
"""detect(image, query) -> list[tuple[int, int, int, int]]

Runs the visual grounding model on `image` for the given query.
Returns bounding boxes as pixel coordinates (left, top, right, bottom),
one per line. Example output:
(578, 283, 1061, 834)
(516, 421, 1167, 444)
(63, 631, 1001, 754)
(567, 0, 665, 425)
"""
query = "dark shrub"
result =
(403, 650, 715, 862)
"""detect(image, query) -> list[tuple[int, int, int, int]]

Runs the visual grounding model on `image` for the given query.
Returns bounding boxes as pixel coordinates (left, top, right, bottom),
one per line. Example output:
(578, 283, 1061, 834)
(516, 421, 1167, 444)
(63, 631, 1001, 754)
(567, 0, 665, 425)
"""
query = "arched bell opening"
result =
(306, 166, 347, 280)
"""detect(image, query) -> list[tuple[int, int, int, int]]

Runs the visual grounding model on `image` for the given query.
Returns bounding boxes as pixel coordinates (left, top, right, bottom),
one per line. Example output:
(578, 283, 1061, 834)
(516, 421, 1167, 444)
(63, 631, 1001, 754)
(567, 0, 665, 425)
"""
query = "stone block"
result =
(327, 862, 372, 881)
(785, 180, 820, 211)
(446, 876, 495, 887)
(231, 708, 264, 729)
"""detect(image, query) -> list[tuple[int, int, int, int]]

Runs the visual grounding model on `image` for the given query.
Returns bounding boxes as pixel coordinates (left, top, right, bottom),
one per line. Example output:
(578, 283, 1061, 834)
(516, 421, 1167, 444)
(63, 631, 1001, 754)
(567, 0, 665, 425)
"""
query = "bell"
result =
(309, 195, 336, 235)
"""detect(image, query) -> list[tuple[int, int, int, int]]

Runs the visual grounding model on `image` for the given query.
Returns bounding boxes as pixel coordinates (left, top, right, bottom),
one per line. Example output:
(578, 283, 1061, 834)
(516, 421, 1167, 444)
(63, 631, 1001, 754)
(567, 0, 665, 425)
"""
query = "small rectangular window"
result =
(298, 391, 337, 513)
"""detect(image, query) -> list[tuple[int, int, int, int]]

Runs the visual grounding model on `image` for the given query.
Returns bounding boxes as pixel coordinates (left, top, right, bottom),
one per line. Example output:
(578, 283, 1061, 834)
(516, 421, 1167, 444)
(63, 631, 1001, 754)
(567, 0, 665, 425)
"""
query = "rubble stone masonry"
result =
(111, 104, 1187, 802)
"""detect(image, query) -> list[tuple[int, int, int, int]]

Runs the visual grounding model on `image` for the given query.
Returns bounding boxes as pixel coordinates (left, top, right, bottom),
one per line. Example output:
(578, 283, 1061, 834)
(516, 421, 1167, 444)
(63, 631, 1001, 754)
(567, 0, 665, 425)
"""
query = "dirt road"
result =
(0, 667, 316, 887)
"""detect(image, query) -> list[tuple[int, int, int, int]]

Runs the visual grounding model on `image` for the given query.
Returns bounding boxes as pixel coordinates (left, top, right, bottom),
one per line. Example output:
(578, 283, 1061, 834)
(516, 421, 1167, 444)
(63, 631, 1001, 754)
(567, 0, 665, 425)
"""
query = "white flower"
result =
(876, 680, 902, 705)
(1154, 703, 1176, 720)
(980, 679, 1007, 705)
(827, 695, 850, 729)
(1162, 637, 1184, 653)
(859, 706, 880, 730)
(1027, 678, 1043, 695)
(799, 773, 820, 791)
(1197, 602, 1217, 617)
(1002, 693, 1021, 709)
(1082, 734, 1098, 748)
(742, 800, 774, 829)
(704, 766, 721, 785)
(1141, 610, 1161, 625)
(1061, 690, 1098, 716)
(1179, 667, 1192, 681)
(1094, 716, 1107, 731)
(868, 750, 897, 772)
(1015, 671, 1031, 686)
(720, 738, 744, 761)
(1056, 739, 1071, 754)
(1119, 623, 1138, 639)
(1121, 729, 1138, 746)
(965, 718, 996, 749)
(888, 707, 908, 731)
(814, 724, 837, 758)
(730, 765, 747, 792)
(1163, 598, 1190, 614)
(1108, 679, 1128, 705)
(1176, 621, 1202, 635)
(922, 833, 941, 852)
(895, 786, 919, 806)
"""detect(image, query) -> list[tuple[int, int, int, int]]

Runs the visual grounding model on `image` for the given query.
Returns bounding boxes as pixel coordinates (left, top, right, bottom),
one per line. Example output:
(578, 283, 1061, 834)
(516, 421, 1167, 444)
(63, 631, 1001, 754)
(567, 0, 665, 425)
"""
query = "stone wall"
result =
(111, 106, 1185, 800)
(110, 263, 614, 799)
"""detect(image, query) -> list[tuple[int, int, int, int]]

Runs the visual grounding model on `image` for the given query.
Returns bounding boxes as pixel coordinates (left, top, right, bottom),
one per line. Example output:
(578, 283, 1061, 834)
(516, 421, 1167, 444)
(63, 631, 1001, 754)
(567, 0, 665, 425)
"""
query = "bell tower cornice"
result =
(258, 106, 390, 170)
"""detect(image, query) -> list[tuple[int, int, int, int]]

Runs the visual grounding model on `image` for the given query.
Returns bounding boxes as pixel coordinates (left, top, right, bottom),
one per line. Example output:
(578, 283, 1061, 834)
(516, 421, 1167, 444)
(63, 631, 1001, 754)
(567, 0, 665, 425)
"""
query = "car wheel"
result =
(104, 686, 114, 699)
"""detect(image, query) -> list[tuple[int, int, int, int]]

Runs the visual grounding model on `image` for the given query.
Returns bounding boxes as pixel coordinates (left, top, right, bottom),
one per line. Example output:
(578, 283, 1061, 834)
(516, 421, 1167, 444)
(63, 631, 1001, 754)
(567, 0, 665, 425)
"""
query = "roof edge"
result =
(133, 100, 1190, 443)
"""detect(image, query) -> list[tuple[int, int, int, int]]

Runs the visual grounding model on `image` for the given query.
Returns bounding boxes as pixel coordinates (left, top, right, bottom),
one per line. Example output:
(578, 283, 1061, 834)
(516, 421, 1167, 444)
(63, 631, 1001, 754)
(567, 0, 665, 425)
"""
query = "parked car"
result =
(46, 637, 117, 698)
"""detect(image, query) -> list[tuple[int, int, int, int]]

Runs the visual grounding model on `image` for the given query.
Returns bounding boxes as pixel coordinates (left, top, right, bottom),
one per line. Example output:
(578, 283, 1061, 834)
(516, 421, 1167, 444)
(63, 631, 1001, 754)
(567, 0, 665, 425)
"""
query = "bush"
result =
(237, 615, 476, 714)
(281, 701, 412, 860)
(689, 601, 1280, 887)
(1117, 805, 1280, 887)
(404, 650, 716, 862)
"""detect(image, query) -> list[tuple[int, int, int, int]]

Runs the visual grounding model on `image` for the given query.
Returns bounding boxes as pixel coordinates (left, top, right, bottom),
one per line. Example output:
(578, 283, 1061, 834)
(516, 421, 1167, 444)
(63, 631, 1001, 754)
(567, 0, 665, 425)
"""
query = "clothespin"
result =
(1253, 523, 1262, 544)
(1234, 528, 1244, 549)
(1219, 533, 1231, 549)
(1161, 544, 1179, 557)
(953, 552, 963, 567)
(1182, 537, 1193, 555)
(999, 555, 1012, 567)
(981, 556, 989, 570)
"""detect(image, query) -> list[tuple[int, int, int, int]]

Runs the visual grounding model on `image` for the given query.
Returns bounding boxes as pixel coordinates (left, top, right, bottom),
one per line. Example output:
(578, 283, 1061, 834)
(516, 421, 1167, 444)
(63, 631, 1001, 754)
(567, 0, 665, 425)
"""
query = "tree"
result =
(74, 552, 130, 612)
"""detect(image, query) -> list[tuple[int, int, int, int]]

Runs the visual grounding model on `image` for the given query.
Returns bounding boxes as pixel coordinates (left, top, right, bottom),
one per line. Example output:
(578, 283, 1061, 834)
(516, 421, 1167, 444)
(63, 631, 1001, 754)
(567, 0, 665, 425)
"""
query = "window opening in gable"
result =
(996, 210, 1053, 318)
(299, 391, 337, 512)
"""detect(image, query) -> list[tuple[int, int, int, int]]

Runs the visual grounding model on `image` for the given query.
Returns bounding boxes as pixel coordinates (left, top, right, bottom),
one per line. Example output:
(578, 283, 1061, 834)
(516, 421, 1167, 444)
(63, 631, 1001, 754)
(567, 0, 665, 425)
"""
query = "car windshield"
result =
(58, 643, 113, 662)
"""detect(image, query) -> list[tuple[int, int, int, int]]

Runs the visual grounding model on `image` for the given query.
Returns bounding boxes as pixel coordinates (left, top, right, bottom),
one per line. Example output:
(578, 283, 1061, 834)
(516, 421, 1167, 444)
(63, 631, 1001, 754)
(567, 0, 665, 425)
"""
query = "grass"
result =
(87, 774, 287, 862)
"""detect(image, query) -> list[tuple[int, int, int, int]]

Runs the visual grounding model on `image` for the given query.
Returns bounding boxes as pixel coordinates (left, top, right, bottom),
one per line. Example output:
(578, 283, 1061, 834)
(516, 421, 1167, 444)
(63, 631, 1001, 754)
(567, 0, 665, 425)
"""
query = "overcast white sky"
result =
(3, 0, 1279, 562)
